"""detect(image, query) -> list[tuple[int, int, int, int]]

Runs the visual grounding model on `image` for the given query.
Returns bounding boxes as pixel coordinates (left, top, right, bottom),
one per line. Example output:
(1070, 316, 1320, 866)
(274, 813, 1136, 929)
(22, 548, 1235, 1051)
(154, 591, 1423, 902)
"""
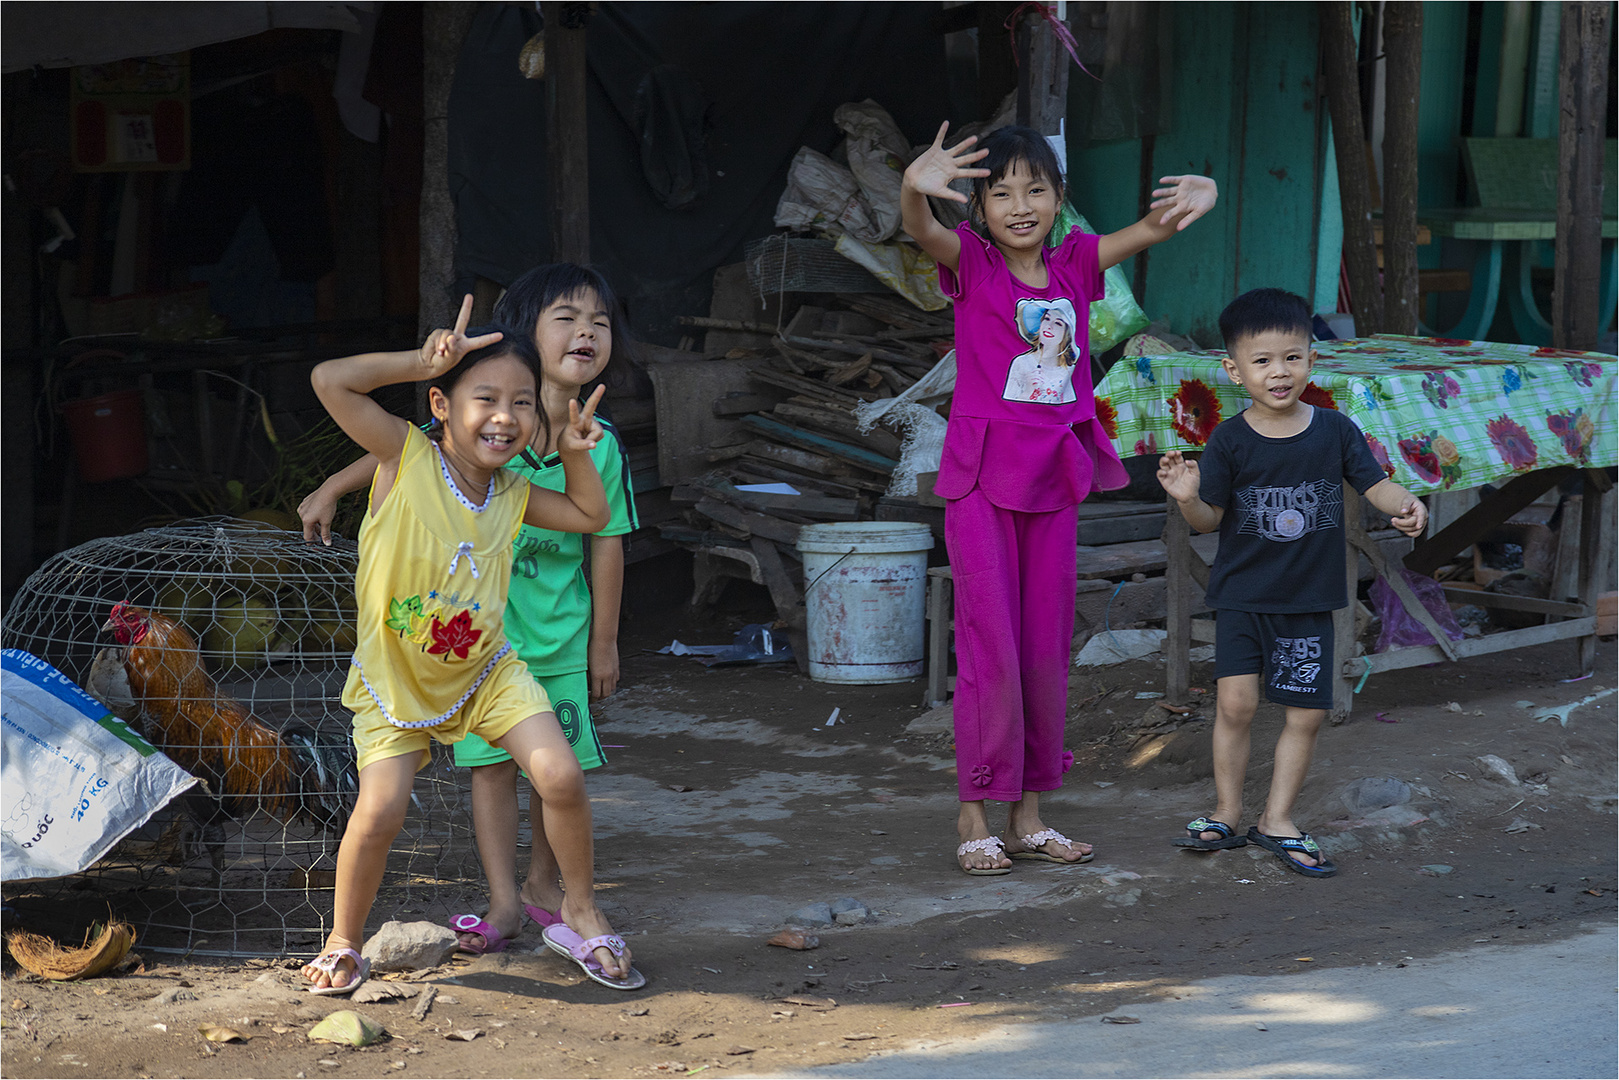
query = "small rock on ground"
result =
(830, 898, 871, 925)
(787, 902, 834, 928)
(361, 920, 458, 972)
(1340, 776, 1413, 813)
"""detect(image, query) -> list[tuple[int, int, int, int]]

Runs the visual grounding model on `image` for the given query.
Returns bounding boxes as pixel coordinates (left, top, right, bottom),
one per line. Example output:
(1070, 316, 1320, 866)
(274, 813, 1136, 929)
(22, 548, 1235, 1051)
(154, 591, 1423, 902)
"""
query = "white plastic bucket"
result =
(796, 522, 935, 684)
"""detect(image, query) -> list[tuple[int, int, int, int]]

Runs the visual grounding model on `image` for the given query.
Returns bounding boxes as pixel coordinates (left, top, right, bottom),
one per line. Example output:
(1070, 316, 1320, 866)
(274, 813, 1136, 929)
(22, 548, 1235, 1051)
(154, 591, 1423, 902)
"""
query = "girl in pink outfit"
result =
(899, 123, 1216, 875)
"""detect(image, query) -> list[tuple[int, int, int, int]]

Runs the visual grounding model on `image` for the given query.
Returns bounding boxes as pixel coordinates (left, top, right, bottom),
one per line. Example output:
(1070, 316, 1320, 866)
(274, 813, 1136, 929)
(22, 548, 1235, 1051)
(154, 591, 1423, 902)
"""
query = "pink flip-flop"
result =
(523, 903, 561, 930)
(450, 914, 508, 955)
(541, 923, 646, 991)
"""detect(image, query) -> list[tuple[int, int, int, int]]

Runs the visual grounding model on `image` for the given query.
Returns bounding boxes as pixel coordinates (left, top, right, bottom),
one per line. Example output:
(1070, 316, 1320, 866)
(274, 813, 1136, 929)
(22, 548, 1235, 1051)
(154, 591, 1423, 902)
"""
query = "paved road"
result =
(782, 926, 1617, 1079)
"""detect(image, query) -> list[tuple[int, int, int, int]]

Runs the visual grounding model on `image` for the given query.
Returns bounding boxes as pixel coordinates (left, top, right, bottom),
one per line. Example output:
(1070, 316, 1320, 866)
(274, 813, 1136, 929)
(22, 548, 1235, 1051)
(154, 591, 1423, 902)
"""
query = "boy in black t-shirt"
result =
(1156, 289, 1426, 877)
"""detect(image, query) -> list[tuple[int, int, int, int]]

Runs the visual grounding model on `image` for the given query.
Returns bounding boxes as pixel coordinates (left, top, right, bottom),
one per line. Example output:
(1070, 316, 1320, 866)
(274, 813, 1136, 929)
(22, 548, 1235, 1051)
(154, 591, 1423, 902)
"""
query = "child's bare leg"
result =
(1004, 790, 1091, 861)
(957, 800, 1013, 872)
(1202, 674, 1260, 840)
(457, 759, 523, 949)
(304, 754, 416, 989)
(1255, 705, 1327, 866)
(494, 714, 630, 978)
(522, 804, 565, 915)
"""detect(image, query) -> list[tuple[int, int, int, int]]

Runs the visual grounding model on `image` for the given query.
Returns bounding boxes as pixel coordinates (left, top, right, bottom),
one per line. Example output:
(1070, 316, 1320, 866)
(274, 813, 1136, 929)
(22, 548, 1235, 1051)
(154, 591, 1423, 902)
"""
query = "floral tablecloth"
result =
(1096, 335, 1618, 495)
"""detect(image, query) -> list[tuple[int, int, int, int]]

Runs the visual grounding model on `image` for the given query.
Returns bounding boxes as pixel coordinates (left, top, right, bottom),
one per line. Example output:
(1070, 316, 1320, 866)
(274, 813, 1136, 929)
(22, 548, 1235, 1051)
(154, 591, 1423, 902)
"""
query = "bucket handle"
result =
(802, 547, 857, 595)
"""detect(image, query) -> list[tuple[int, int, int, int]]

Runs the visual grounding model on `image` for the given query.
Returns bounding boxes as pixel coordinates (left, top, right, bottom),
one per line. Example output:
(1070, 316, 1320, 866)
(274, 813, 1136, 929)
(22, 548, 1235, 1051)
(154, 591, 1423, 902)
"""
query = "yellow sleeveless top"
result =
(342, 424, 530, 729)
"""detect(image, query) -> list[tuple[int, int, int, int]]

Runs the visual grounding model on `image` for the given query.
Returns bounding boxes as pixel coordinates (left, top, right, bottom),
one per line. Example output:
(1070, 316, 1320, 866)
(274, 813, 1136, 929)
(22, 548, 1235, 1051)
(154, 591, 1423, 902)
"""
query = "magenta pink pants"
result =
(945, 489, 1077, 802)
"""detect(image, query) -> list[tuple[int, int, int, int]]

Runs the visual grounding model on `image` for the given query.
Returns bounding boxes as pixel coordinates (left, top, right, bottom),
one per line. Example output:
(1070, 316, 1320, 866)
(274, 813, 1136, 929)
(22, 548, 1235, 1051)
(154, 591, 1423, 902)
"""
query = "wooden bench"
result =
(1417, 137, 1617, 342)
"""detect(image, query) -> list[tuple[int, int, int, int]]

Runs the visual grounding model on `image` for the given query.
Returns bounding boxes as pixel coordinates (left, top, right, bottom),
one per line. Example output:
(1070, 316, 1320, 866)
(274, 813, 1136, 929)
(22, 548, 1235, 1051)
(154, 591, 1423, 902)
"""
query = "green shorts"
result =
(451, 668, 605, 771)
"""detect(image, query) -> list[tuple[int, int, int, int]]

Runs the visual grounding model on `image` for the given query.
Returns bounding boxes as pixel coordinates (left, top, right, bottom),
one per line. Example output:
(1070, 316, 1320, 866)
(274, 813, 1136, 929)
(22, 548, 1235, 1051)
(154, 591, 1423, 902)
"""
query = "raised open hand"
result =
(903, 122, 990, 203)
(1149, 175, 1219, 231)
(1156, 450, 1202, 502)
(560, 384, 606, 454)
(419, 294, 504, 379)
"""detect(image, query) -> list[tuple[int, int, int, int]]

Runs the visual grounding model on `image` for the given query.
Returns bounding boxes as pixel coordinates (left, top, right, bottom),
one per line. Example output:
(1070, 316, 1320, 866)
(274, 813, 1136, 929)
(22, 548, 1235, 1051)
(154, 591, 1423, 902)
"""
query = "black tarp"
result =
(447, 2, 951, 344)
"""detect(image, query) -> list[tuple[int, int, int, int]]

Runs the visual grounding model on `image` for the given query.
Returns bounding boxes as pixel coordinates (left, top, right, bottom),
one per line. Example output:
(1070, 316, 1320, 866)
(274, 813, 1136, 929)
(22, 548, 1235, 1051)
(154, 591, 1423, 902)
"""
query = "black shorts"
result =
(1213, 609, 1335, 709)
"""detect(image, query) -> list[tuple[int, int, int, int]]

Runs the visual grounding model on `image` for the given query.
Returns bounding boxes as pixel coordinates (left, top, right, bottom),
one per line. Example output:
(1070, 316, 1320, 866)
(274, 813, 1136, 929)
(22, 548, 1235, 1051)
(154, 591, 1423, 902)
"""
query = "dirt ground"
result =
(3, 598, 1616, 1080)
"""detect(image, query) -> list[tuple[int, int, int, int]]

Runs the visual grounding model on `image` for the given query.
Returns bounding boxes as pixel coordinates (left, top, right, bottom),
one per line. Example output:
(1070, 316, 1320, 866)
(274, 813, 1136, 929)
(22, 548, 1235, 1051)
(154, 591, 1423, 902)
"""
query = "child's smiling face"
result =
(978, 159, 1059, 257)
(534, 287, 612, 392)
(1222, 329, 1316, 418)
(429, 352, 540, 472)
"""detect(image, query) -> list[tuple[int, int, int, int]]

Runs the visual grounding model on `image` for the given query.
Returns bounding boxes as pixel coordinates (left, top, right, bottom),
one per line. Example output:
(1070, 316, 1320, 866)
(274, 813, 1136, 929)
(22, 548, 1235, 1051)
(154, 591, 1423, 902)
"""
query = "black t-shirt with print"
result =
(1198, 407, 1389, 613)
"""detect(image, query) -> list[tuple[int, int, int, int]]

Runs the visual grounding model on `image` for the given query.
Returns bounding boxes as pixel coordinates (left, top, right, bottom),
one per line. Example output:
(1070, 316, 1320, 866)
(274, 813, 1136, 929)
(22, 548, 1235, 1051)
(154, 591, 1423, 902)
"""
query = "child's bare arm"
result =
(587, 534, 625, 700)
(1098, 175, 1218, 270)
(524, 386, 610, 533)
(311, 295, 500, 463)
(298, 454, 379, 545)
(1364, 479, 1428, 538)
(1157, 450, 1224, 532)
(901, 122, 989, 273)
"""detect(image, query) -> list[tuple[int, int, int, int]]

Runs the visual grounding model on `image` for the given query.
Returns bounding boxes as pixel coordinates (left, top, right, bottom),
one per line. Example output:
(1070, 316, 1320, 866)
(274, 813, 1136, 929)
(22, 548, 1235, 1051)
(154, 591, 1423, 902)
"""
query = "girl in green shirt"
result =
(301, 264, 637, 956)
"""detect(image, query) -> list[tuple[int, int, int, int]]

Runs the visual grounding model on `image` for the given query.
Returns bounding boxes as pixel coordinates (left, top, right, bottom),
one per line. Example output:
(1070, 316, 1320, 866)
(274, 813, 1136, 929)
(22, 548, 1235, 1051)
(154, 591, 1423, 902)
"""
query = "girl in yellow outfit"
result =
(303, 297, 642, 993)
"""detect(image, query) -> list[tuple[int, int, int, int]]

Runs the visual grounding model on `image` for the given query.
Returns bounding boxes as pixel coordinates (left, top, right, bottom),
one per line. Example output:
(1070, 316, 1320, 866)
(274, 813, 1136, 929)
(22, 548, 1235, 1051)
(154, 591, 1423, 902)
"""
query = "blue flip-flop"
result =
(1247, 827, 1337, 878)
(1174, 817, 1248, 850)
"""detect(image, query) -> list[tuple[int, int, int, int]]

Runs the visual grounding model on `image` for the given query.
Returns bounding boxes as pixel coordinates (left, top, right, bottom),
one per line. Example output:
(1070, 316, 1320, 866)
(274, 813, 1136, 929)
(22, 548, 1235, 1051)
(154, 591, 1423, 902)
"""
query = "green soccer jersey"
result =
(502, 419, 638, 676)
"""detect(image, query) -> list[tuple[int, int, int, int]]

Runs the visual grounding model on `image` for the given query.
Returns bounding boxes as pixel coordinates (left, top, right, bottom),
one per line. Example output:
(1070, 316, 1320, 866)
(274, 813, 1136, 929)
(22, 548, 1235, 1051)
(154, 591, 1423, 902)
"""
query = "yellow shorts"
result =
(346, 650, 553, 773)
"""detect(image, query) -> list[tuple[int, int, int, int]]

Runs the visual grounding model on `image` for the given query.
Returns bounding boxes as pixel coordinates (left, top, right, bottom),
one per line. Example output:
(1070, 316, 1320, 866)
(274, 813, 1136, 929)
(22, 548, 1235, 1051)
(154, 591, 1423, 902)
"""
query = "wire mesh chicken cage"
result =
(1, 517, 493, 957)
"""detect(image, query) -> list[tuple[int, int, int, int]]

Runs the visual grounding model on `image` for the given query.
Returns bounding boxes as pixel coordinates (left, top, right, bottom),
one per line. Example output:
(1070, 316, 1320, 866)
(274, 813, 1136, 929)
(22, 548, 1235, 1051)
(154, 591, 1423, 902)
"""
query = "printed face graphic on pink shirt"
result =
(1001, 297, 1081, 405)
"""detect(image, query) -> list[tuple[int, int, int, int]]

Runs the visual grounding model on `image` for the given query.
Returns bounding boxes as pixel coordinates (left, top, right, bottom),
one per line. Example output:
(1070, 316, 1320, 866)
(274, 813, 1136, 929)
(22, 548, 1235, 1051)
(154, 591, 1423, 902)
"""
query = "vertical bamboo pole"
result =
(418, 2, 478, 341)
(1553, 1, 1612, 352)
(1380, 2, 1423, 336)
(1320, 1, 1382, 333)
(543, 2, 591, 265)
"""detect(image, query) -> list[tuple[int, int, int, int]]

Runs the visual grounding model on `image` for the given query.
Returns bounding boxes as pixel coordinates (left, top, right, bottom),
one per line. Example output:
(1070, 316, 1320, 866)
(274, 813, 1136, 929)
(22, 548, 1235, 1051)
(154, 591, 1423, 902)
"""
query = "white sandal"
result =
(956, 836, 1012, 876)
(304, 947, 371, 995)
(1010, 827, 1093, 864)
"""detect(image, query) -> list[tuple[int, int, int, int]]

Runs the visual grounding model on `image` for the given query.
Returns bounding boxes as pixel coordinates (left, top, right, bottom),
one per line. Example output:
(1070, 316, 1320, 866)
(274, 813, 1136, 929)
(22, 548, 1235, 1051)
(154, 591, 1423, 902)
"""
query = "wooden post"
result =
(1553, 1, 1612, 352)
(1380, 2, 1422, 335)
(1330, 484, 1361, 723)
(543, 1, 591, 264)
(1320, 1, 1383, 333)
(978, 1, 1019, 122)
(1164, 497, 1192, 704)
(1576, 474, 1607, 673)
(1015, 8, 1070, 134)
(418, 2, 478, 341)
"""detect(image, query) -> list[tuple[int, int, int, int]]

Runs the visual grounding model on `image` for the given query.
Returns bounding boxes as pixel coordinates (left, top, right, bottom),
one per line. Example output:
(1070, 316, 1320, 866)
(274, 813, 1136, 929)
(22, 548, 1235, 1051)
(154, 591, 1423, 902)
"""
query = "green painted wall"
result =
(1067, 2, 1327, 346)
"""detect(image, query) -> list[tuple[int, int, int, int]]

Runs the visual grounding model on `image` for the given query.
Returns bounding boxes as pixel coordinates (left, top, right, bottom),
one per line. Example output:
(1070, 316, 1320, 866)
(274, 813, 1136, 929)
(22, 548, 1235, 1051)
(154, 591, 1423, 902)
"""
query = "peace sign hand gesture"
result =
(903, 121, 990, 204)
(559, 384, 606, 455)
(418, 294, 504, 379)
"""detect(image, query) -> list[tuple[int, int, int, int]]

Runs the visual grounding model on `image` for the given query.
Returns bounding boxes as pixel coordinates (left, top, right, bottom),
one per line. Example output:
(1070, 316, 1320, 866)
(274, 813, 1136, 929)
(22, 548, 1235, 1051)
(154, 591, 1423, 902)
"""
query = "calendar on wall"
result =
(71, 53, 190, 172)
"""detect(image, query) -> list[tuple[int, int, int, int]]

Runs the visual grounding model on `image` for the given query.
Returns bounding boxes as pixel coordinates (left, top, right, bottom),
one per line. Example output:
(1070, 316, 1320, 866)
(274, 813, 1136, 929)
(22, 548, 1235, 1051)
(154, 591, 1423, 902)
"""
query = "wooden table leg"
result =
(925, 568, 953, 708)
(1331, 484, 1361, 723)
(1576, 477, 1607, 674)
(1164, 497, 1192, 703)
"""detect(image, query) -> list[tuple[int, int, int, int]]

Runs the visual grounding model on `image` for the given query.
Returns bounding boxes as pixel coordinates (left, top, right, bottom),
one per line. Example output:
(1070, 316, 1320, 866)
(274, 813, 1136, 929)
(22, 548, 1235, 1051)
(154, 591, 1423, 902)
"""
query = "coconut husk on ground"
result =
(6, 920, 135, 981)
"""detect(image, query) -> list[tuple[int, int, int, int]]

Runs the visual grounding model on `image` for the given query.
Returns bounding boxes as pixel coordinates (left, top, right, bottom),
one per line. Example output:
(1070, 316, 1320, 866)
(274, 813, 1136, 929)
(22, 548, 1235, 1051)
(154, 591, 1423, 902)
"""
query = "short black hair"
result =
(494, 262, 633, 398)
(1218, 288, 1312, 351)
(970, 125, 1065, 219)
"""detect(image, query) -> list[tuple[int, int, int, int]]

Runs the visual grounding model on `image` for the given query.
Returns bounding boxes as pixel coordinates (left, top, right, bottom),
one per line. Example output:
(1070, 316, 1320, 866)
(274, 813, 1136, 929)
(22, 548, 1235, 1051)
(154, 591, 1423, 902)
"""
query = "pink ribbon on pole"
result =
(1004, 2, 1099, 81)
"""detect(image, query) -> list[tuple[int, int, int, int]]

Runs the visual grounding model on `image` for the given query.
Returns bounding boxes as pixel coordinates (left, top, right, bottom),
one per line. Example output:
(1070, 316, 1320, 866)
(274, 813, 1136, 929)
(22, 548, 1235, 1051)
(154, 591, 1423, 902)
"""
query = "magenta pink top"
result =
(934, 223, 1129, 512)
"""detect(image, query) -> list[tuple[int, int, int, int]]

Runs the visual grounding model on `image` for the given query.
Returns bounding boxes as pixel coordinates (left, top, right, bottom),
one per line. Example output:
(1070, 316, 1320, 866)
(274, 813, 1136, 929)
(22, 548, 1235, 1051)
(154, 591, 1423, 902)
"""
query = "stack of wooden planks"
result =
(658, 295, 954, 655)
